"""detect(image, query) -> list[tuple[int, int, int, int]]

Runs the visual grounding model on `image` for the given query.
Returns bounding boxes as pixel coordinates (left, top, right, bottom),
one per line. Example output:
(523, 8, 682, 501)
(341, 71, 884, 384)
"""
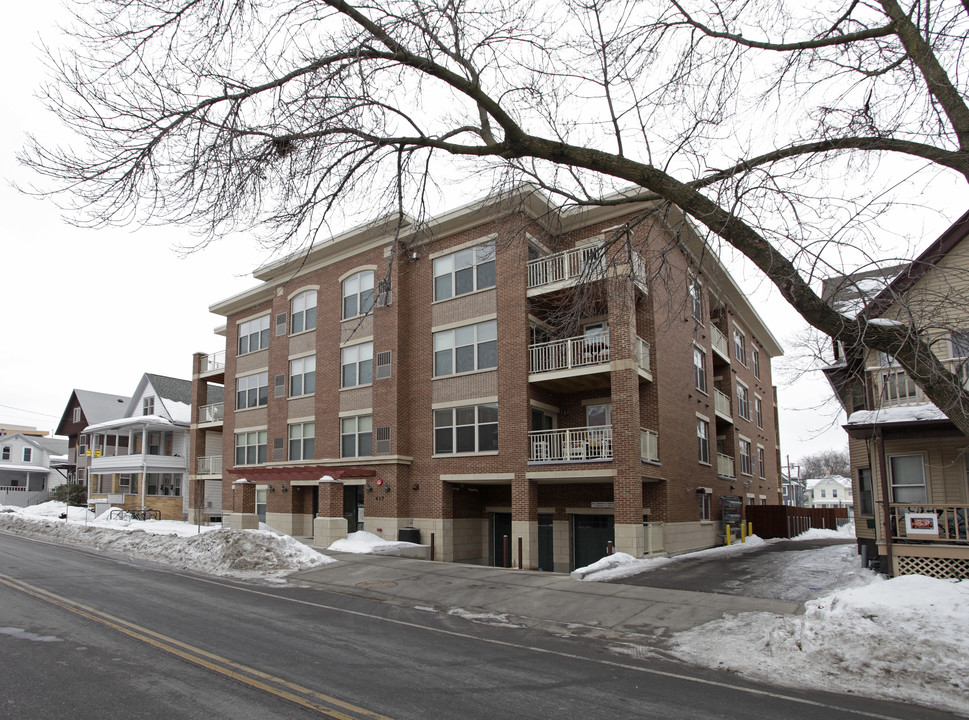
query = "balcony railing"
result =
(530, 332, 611, 373)
(529, 426, 613, 462)
(640, 428, 659, 462)
(717, 452, 736, 478)
(635, 338, 651, 373)
(200, 402, 224, 423)
(890, 504, 968, 543)
(527, 245, 605, 289)
(872, 359, 969, 409)
(714, 388, 732, 419)
(198, 456, 223, 476)
(202, 350, 226, 373)
(710, 324, 729, 360)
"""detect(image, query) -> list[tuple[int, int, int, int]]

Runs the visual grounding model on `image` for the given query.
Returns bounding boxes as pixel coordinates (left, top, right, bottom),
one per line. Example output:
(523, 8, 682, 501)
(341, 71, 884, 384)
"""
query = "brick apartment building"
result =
(190, 189, 783, 571)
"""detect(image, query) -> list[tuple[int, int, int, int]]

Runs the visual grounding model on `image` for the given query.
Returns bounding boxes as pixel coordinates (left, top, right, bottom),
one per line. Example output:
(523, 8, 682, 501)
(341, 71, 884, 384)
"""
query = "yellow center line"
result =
(0, 573, 394, 720)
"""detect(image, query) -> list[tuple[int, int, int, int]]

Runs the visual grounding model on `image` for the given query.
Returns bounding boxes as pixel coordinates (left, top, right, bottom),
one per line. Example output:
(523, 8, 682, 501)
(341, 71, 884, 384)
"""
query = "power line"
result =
(0, 403, 60, 419)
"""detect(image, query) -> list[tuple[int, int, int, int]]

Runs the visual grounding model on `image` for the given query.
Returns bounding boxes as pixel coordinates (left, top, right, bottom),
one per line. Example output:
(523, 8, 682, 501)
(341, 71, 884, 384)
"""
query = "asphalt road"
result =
(0, 532, 953, 720)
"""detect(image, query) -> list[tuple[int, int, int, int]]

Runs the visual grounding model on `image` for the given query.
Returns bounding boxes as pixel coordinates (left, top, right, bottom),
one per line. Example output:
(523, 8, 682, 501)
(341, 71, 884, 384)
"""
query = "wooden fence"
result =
(745, 505, 850, 539)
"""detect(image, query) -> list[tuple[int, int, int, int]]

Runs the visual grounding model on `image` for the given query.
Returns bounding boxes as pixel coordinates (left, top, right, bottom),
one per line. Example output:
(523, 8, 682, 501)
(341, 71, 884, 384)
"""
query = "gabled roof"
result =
(122, 373, 194, 426)
(0, 433, 68, 459)
(56, 389, 130, 435)
(804, 475, 851, 490)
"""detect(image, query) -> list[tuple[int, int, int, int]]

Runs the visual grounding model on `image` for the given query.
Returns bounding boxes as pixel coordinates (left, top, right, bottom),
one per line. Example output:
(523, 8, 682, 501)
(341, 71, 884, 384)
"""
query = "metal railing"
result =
(530, 332, 610, 373)
(640, 428, 659, 462)
(710, 324, 729, 359)
(529, 426, 613, 461)
(198, 456, 223, 476)
(714, 388, 731, 418)
(200, 402, 224, 423)
(202, 350, 226, 373)
(717, 452, 736, 478)
(635, 338, 651, 373)
(889, 504, 968, 543)
(527, 245, 604, 289)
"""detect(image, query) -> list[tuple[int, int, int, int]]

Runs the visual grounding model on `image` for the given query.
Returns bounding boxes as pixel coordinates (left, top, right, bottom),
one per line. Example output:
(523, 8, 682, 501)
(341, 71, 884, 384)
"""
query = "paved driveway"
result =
(607, 538, 860, 602)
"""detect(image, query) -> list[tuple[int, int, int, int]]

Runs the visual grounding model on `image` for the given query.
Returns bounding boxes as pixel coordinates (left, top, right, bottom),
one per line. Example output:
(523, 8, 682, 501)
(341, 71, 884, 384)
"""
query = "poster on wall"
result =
(905, 513, 939, 536)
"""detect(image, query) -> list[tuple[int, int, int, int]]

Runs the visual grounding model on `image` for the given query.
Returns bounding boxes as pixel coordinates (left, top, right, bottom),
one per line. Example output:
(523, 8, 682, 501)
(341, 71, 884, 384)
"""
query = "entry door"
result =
(538, 514, 554, 571)
(572, 514, 614, 570)
(492, 512, 512, 567)
(343, 485, 364, 532)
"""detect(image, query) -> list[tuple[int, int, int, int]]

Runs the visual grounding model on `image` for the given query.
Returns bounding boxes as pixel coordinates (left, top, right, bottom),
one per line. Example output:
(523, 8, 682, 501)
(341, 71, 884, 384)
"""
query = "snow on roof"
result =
(163, 400, 192, 424)
(804, 475, 851, 490)
(84, 414, 176, 432)
(0, 463, 51, 473)
(74, 389, 130, 424)
(847, 404, 949, 425)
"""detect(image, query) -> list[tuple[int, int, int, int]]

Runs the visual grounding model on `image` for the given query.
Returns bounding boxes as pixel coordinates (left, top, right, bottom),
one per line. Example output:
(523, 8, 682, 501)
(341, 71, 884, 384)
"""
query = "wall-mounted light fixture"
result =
(268, 484, 275, 492)
(281, 485, 288, 493)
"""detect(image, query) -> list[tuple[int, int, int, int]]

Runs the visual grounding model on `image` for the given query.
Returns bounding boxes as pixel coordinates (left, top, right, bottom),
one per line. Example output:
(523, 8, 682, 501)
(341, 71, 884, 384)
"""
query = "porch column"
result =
(228, 479, 259, 530)
(313, 476, 347, 547)
(511, 476, 539, 569)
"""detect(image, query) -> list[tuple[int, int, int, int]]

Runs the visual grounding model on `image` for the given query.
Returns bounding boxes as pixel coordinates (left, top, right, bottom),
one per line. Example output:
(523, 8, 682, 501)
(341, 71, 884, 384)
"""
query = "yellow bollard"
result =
(725, 524, 732, 545)
(748, 521, 753, 538)
(741, 521, 747, 543)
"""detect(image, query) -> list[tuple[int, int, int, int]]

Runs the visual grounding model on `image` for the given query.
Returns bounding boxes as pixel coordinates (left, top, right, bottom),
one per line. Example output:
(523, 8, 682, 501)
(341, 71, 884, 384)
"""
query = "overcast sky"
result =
(2, 2, 967, 470)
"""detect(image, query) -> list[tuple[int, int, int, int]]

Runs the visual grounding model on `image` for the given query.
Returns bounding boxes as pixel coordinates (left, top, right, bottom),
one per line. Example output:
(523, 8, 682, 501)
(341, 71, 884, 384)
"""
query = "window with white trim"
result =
(757, 445, 766, 478)
(696, 418, 709, 464)
(889, 454, 927, 503)
(1, 446, 9, 461)
(22, 447, 32, 463)
(146, 473, 182, 496)
(235, 430, 267, 465)
(952, 330, 969, 358)
(238, 315, 270, 355)
(693, 346, 707, 392)
(739, 438, 752, 475)
(820, 489, 827, 498)
(754, 395, 763, 428)
(143, 397, 154, 416)
(73, 407, 81, 423)
(433, 321, 497, 376)
(733, 327, 747, 366)
(858, 468, 874, 515)
(343, 271, 374, 320)
(434, 403, 498, 454)
(290, 356, 316, 397)
(433, 242, 496, 301)
(341, 343, 373, 388)
(341, 415, 373, 458)
(236, 372, 269, 410)
(752, 347, 761, 378)
(289, 421, 315, 460)
(291, 290, 317, 333)
(737, 383, 750, 420)
(699, 489, 711, 520)
(688, 275, 703, 321)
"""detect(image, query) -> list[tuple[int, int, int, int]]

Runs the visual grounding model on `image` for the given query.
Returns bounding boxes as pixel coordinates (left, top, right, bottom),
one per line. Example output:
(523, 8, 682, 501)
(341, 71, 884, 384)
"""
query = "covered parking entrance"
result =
(572, 513, 615, 570)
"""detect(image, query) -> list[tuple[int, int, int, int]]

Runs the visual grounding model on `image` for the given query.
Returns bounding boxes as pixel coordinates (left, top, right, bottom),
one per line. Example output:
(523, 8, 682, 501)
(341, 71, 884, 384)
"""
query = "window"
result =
(739, 439, 752, 475)
(143, 397, 154, 416)
(733, 327, 747, 365)
(291, 290, 318, 333)
(119, 474, 132, 492)
(290, 356, 316, 397)
(696, 418, 709, 464)
(889, 454, 927, 503)
(820, 489, 827, 498)
(688, 275, 703, 321)
(752, 348, 761, 379)
(147, 431, 173, 456)
(434, 403, 498, 454)
(22, 447, 32, 463)
(832, 489, 839, 498)
(880, 369, 918, 403)
(236, 372, 269, 410)
(693, 346, 707, 392)
(737, 383, 750, 420)
(276, 312, 288, 336)
(433, 241, 496, 301)
(235, 431, 268, 466)
(341, 415, 373, 458)
(289, 422, 315, 461)
(342, 272, 374, 320)
(376, 351, 392, 380)
(433, 321, 497, 376)
(238, 315, 270, 355)
(699, 490, 711, 521)
(757, 446, 766, 478)
(375, 426, 391, 454)
(73, 407, 81, 423)
(952, 330, 969, 358)
(754, 396, 763, 428)
(341, 343, 373, 388)
(1, 446, 8, 461)
(858, 468, 874, 515)
(146, 473, 182, 496)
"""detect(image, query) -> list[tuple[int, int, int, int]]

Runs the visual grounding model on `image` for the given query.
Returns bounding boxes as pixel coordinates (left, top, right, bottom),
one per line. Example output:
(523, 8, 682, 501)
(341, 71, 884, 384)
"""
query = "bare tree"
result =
(798, 449, 851, 479)
(20, 0, 969, 432)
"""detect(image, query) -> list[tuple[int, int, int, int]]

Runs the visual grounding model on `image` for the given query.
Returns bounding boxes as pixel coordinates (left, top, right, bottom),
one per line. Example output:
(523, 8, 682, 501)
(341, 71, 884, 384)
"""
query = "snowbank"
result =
(328, 530, 422, 556)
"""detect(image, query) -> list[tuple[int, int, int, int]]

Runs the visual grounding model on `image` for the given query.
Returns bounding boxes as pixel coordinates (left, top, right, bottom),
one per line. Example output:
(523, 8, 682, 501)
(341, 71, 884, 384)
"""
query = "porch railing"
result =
(202, 350, 226, 373)
(710, 324, 729, 359)
(890, 504, 968, 543)
(527, 245, 605, 289)
(198, 456, 223, 476)
(714, 388, 732, 418)
(530, 332, 610, 373)
(717, 452, 736, 478)
(200, 402, 224, 423)
(640, 428, 659, 462)
(529, 426, 613, 461)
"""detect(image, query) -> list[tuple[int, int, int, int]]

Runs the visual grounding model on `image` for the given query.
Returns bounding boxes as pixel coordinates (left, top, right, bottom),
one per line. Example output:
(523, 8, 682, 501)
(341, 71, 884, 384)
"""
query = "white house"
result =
(0, 433, 69, 507)
(805, 475, 853, 511)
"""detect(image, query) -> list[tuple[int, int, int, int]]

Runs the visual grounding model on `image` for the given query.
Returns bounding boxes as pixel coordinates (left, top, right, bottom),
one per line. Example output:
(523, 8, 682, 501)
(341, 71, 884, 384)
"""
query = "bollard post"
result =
(748, 521, 753, 538)
(606, 540, 614, 555)
(518, 537, 523, 569)
(503, 535, 510, 568)
(725, 524, 732, 545)
(741, 521, 747, 543)
(431, 532, 435, 562)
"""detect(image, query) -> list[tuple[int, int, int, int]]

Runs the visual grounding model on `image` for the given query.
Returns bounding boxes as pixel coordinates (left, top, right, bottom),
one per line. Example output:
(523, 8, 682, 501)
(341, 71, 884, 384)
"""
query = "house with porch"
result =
(805, 475, 853, 511)
(0, 433, 69, 507)
(55, 389, 130, 489)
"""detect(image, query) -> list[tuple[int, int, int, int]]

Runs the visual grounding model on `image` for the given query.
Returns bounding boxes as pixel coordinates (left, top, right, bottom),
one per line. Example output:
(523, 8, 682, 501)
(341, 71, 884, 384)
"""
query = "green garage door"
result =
(573, 514, 614, 570)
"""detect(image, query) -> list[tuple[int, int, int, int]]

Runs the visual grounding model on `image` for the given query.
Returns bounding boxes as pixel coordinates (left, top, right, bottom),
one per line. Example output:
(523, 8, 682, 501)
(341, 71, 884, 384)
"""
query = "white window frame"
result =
(688, 274, 703, 321)
(699, 489, 711, 521)
(291, 290, 318, 333)
(737, 382, 750, 420)
(433, 321, 497, 377)
(288, 421, 315, 461)
(696, 416, 710, 464)
(752, 347, 761, 379)
(739, 438, 752, 476)
(289, 356, 316, 397)
(73, 407, 81, 423)
(889, 454, 928, 503)
(341, 342, 374, 388)
(754, 395, 763, 428)
(143, 396, 154, 416)
(433, 403, 499, 455)
(340, 415, 373, 458)
(1, 446, 9, 461)
(22, 447, 32, 463)
(342, 271, 375, 320)
(693, 345, 707, 393)
(951, 330, 969, 358)
(235, 430, 268, 466)
(145, 472, 182, 497)
(757, 445, 766, 478)
(236, 372, 269, 410)
(433, 241, 497, 301)
(238, 315, 270, 356)
(733, 327, 747, 366)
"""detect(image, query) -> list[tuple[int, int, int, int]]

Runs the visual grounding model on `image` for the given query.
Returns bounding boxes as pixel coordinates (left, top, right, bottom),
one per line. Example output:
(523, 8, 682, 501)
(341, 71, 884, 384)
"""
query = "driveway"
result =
(607, 538, 860, 603)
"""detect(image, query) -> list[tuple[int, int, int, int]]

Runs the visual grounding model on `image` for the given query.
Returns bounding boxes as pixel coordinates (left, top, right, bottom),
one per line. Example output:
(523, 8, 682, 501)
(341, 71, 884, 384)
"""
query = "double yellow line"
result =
(0, 573, 393, 720)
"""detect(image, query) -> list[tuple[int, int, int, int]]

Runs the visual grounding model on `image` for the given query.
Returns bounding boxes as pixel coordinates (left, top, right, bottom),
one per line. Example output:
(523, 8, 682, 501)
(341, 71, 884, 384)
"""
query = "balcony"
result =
(90, 452, 186, 474)
(717, 452, 736, 478)
(197, 456, 223, 477)
(529, 332, 651, 390)
(199, 402, 224, 425)
(710, 324, 730, 362)
(529, 426, 613, 462)
(201, 350, 226, 377)
(640, 428, 659, 463)
(527, 245, 605, 294)
(714, 388, 732, 422)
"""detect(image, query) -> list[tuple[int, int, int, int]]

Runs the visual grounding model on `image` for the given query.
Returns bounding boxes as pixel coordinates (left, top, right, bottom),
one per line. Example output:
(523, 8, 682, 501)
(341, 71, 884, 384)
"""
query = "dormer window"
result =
(143, 397, 154, 416)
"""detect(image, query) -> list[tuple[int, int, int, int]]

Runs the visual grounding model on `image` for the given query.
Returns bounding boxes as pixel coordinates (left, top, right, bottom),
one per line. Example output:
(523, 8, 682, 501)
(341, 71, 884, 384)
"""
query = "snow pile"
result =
(791, 524, 855, 541)
(668, 569, 969, 715)
(0, 502, 333, 578)
(328, 530, 421, 555)
(848, 403, 948, 425)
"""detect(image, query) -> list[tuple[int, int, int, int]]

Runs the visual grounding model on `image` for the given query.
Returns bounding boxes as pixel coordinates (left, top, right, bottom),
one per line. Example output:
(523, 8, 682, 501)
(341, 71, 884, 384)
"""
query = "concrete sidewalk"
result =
(289, 550, 802, 640)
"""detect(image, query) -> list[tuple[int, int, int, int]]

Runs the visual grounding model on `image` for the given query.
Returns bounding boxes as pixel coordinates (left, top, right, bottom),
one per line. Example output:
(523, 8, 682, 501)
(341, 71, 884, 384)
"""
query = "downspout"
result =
(874, 426, 894, 577)
(141, 426, 148, 511)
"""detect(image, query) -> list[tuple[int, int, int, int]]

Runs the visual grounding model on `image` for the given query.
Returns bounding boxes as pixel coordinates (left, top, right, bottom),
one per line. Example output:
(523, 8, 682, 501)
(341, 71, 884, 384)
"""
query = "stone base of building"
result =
(227, 512, 260, 531)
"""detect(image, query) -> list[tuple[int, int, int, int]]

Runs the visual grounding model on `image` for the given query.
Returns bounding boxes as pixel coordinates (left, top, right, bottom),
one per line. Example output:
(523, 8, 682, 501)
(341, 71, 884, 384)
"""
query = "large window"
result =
(951, 330, 969, 358)
(858, 468, 874, 515)
(23, 447, 32, 463)
(238, 315, 270, 355)
(733, 327, 747, 366)
(739, 438, 752, 475)
(290, 356, 316, 397)
(1, 446, 9, 460)
(737, 383, 750, 420)
(696, 418, 709, 464)
(341, 343, 373, 388)
(688, 275, 703, 321)
(291, 290, 318, 333)
(236, 372, 269, 410)
(343, 271, 375, 319)
(434, 403, 498, 454)
(235, 431, 268, 466)
(289, 422, 315, 461)
(341, 415, 373, 458)
(146, 473, 182, 496)
(433, 321, 497, 376)
(73, 407, 81, 423)
(143, 397, 154, 416)
(889, 454, 927, 503)
(433, 242, 496, 301)
(755, 396, 763, 428)
(699, 490, 711, 520)
(693, 346, 707, 392)
(752, 347, 761, 379)
(757, 446, 766, 478)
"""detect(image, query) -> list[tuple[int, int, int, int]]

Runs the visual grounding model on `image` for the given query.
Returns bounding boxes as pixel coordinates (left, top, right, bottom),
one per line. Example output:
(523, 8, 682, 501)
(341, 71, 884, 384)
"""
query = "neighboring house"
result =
(0, 432, 69, 507)
(85, 374, 220, 521)
(55, 389, 130, 487)
(192, 187, 784, 571)
(804, 475, 853, 511)
(0, 424, 49, 438)
(781, 472, 807, 507)
(824, 209, 969, 579)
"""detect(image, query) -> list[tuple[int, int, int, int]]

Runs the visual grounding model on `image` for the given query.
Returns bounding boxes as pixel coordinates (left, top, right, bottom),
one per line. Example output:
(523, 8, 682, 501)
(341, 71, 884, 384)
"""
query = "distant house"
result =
(804, 475, 853, 511)
(0, 432, 69, 507)
(55, 389, 130, 488)
(781, 471, 807, 507)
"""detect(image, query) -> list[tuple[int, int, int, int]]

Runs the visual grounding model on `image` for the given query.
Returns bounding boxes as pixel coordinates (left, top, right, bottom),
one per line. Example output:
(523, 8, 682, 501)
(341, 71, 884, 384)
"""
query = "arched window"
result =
(291, 290, 317, 333)
(343, 271, 375, 319)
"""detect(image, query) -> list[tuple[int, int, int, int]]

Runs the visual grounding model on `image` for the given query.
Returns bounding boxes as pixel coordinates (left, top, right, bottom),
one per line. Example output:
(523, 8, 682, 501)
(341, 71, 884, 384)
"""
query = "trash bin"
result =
(397, 527, 421, 544)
